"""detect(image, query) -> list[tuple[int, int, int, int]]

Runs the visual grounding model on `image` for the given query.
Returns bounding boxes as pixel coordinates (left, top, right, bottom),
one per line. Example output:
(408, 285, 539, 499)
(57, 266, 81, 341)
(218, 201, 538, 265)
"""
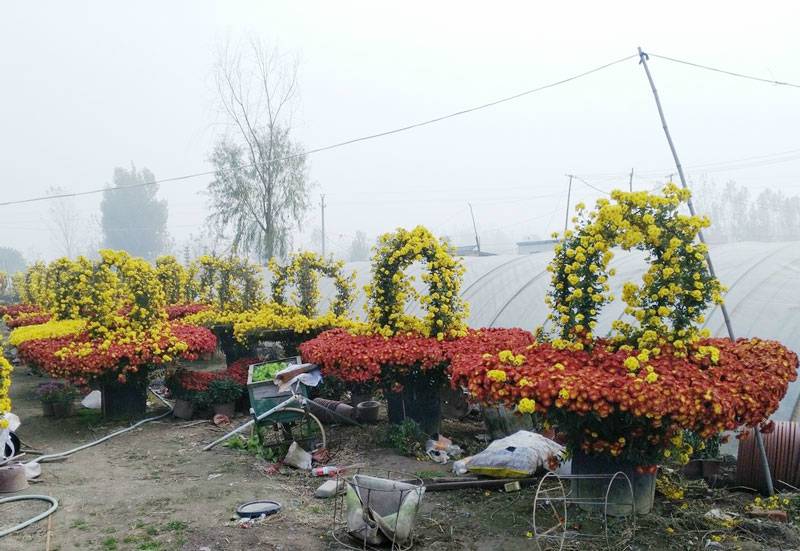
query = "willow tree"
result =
(207, 39, 311, 263)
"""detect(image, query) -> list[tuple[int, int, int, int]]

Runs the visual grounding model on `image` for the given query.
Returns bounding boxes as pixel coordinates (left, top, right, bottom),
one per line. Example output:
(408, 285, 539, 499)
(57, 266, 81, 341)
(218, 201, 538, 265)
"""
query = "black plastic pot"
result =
(212, 325, 258, 365)
(101, 368, 148, 418)
(51, 401, 74, 418)
(384, 369, 444, 435)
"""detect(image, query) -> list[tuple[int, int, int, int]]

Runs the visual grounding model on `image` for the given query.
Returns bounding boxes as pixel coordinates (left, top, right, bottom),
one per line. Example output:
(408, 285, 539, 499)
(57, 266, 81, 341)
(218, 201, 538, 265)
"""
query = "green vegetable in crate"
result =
(252, 361, 288, 383)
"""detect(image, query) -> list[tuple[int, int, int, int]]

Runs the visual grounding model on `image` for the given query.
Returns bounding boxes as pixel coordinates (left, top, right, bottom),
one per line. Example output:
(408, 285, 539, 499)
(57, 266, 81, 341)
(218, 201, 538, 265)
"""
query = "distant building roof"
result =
(454, 244, 496, 257)
(516, 239, 558, 255)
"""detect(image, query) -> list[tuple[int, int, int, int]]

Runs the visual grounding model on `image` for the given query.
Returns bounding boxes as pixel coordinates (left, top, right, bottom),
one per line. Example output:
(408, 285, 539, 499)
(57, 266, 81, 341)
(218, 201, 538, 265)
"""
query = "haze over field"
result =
(1, 1, 799, 262)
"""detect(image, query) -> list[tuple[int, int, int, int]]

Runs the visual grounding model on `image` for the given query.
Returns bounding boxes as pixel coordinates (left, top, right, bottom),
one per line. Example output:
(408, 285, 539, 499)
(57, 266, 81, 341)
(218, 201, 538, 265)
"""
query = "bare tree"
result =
(207, 38, 311, 262)
(47, 186, 82, 258)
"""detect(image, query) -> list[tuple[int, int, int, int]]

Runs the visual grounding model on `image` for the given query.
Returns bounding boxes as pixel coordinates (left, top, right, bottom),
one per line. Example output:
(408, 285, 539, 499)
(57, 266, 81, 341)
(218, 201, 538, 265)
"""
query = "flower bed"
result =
(451, 337, 797, 464)
(5, 311, 51, 328)
(0, 353, 12, 427)
(8, 319, 86, 347)
(17, 321, 217, 385)
(165, 357, 256, 412)
(300, 327, 535, 385)
(166, 303, 209, 321)
(446, 185, 799, 477)
(0, 303, 40, 319)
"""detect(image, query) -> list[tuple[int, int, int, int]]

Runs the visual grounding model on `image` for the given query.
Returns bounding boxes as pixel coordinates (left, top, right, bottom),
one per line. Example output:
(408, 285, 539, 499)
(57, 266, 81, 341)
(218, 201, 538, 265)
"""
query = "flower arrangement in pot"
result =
(301, 226, 536, 435)
(179, 252, 357, 363)
(35, 382, 79, 418)
(207, 378, 244, 418)
(299, 226, 468, 435)
(450, 185, 798, 514)
(8, 251, 217, 418)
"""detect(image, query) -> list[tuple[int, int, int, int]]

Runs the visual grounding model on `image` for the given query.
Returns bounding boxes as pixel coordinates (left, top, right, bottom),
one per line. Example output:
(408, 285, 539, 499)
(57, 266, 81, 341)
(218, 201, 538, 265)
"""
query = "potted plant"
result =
(35, 382, 78, 418)
(682, 431, 722, 479)
(165, 371, 197, 420)
(207, 378, 243, 418)
(449, 186, 799, 515)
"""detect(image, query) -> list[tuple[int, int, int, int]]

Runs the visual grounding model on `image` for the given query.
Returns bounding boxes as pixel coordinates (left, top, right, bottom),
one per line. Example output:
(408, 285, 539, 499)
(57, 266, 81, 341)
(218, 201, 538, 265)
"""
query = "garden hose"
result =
(0, 495, 59, 538)
(0, 388, 171, 539)
(25, 387, 173, 465)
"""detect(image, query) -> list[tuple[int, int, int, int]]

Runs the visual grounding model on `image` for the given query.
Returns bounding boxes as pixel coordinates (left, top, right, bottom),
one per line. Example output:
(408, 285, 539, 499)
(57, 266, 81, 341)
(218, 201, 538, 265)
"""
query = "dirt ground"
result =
(2, 367, 799, 551)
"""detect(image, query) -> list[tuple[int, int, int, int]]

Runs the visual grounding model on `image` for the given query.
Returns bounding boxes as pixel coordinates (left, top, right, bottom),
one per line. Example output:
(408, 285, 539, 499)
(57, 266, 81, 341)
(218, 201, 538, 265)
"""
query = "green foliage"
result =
(224, 433, 280, 461)
(313, 376, 347, 401)
(101, 164, 168, 260)
(0, 247, 26, 274)
(207, 378, 243, 404)
(207, 135, 309, 263)
(380, 419, 427, 457)
(348, 231, 370, 261)
(684, 430, 721, 460)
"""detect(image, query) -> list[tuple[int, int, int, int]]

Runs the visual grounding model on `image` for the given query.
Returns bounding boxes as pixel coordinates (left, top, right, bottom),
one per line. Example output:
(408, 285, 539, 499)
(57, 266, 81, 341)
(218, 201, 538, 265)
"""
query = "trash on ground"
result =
(236, 499, 282, 518)
(425, 434, 463, 464)
(456, 430, 564, 478)
(747, 507, 789, 522)
(283, 441, 312, 470)
(704, 508, 739, 523)
(212, 414, 231, 426)
(259, 462, 282, 476)
(81, 390, 102, 410)
(503, 480, 521, 492)
(312, 465, 342, 477)
(311, 446, 331, 465)
(315, 478, 346, 498)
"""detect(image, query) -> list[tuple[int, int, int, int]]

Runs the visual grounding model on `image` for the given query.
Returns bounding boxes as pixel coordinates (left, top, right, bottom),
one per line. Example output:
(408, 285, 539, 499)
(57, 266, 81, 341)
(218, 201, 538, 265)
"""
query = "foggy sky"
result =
(2, 1, 799, 261)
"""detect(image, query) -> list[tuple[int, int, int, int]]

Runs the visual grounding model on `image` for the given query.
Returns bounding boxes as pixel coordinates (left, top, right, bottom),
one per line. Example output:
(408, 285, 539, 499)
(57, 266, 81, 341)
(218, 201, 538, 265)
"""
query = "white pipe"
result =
(25, 387, 173, 466)
(0, 495, 59, 537)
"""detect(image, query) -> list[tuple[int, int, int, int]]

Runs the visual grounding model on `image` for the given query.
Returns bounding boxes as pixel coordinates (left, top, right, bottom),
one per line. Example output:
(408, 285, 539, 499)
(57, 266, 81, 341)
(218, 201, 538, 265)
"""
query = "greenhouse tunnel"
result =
(311, 241, 800, 422)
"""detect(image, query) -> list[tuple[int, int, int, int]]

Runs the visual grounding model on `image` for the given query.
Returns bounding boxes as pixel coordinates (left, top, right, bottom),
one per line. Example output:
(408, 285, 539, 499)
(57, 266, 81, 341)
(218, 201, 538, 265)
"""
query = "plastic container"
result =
(312, 466, 342, 477)
(356, 401, 380, 424)
(172, 399, 195, 420)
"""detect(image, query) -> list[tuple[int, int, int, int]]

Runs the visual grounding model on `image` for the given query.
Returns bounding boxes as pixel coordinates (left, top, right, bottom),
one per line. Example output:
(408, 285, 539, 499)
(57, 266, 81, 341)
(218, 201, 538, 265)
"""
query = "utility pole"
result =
(468, 203, 481, 255)
(564, 174, 574, 234)
(629, 168, 634, 192)
(638, 46, 774, 496)
(320, 194, 326, 257)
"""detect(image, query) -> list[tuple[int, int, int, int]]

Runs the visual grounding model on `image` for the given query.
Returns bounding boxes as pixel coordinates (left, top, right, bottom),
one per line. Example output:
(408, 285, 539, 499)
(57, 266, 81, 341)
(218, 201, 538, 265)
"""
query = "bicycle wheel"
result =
(255, 408, 327, 460)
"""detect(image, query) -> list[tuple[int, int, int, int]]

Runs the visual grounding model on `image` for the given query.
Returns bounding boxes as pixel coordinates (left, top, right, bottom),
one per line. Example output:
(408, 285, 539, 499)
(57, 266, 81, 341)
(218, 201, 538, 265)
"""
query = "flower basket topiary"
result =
(450, 186, 798, 514)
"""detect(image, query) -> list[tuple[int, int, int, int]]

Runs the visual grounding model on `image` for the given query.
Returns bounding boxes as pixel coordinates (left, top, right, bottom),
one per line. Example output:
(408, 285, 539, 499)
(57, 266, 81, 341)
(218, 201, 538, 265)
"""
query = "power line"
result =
(0, 54, 637, 209)
(572, 175, 611, 195)
(649, 52, 800, 89)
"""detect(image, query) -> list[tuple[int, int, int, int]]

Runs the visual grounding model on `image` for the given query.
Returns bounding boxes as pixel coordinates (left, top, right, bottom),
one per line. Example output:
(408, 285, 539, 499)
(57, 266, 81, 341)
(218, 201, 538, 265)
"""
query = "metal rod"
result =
(637, 46, 773, 496)
(564, 174, 573, 234)
(468, 202, 481, 255)
(320, 194, 326, 257)
(202, 393, 299, 451)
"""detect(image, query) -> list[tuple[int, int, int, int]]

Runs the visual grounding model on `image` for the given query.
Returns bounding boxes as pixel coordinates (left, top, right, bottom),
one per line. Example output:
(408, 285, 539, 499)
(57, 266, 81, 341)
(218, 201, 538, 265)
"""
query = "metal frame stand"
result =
(532, 471, 636, 551)
(331, 469, 425, 551)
